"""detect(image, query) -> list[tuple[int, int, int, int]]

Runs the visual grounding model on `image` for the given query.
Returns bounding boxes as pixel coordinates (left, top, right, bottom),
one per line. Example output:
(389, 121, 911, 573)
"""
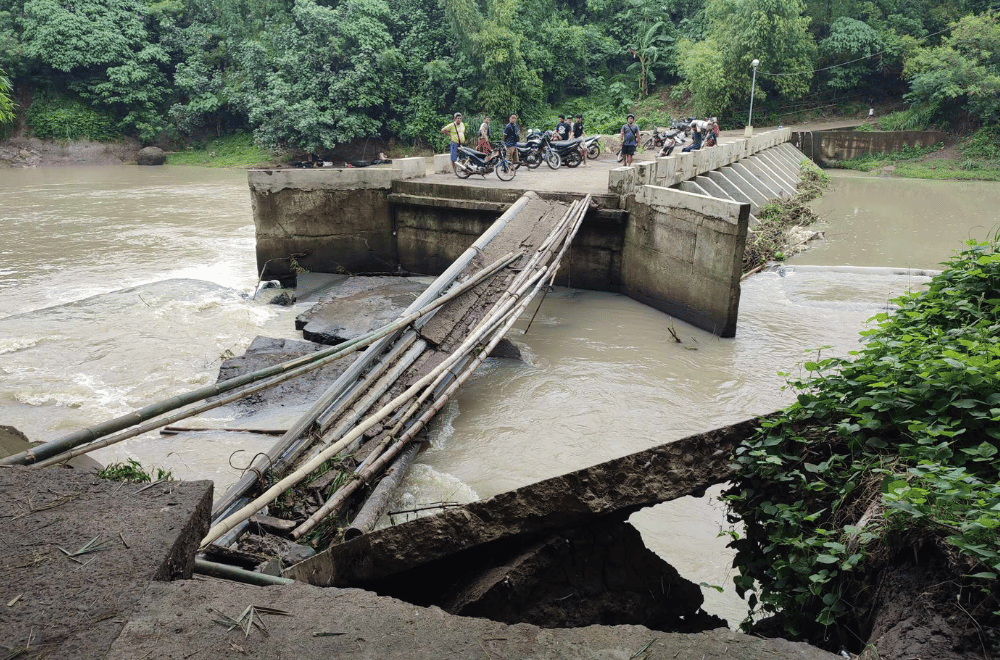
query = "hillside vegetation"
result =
(0, 0, 997, 152)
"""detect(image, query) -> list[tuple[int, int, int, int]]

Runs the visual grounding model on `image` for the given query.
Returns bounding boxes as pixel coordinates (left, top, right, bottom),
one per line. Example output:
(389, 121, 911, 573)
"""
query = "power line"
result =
(760, 23, 955, 78)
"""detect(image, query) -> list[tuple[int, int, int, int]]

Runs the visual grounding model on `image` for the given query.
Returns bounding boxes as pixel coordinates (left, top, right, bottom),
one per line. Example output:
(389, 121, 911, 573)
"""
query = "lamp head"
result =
(751, 58, 760, 68)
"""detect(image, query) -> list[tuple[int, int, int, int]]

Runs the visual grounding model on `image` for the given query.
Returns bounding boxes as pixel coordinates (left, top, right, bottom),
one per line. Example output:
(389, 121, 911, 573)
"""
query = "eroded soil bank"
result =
(0, 137, 142, 167)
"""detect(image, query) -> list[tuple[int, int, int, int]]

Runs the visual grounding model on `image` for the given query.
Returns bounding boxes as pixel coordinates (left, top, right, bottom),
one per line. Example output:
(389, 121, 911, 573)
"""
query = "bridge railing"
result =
(608, 127, 792, 196)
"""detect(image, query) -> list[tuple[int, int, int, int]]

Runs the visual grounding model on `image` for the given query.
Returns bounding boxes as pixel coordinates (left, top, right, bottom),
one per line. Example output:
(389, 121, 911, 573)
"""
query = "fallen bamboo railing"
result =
(289, 196, 592, 541)
(208, 193, 537, 526)
(200, 263, 550, 548)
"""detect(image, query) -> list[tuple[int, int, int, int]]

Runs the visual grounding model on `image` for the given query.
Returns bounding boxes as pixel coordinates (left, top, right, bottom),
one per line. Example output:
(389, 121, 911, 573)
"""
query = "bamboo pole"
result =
(200, 265, 550, 548)
(317, 338, 426, 441)
(28, 253, 519, 471)
(343, 442, 420, 540)
(193, 558, 293, 586)
(291, 261, 556, 540)
(209, 190, 535, 521)
(160, 427, 287, 436)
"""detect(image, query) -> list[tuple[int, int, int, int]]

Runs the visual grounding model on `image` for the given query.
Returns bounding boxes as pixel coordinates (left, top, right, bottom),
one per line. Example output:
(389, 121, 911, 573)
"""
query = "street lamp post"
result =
(745, 58, 759, 138)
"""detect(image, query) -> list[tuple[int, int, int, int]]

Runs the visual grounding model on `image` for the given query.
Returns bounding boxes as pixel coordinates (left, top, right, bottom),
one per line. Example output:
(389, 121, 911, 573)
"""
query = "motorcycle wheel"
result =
(587, 144, 600, 160)
(564, 151, 581, 168)
(455, 158, 471, 179)
(663, 145, 675, 157)
(616, 149, 623, 163)
(495, 159, 516, 181)
(525, 151, 541, 169)
(543, 148, 560, 169)
(642, 137, 653, 150)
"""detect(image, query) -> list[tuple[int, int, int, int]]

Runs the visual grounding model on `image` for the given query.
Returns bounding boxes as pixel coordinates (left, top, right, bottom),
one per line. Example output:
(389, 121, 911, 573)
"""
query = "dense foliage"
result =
(0, 67, 14, 125)
(0, 0, 996, 148)
(726, 238, 1000, 639)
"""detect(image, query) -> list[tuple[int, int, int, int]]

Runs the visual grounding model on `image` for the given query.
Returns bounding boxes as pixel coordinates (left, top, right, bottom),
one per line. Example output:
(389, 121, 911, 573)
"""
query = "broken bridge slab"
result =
(108, 579, 842, 660)
(0, 466, 212, 660)
(286, 416, 765, 587)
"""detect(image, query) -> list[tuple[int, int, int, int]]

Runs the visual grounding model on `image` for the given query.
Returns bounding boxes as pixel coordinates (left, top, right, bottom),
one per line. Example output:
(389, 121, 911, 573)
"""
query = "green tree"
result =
(903, 10, 1000, 125)
(626, 18, 670, 98)
(16, 0, 170, 141)
(817, 17, 884, 89)
(678, 0, 817, 120)
(443, 0, 543, 120)
(235, 0, 400, 152)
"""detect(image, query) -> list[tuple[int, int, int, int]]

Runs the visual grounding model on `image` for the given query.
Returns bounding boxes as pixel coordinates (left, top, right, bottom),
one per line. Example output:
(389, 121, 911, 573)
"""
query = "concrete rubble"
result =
(0, 463, 839, 660)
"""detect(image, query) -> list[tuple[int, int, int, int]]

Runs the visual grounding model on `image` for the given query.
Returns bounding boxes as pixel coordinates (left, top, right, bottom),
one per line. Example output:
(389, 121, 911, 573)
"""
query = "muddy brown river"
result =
(2, 166, 998, 625)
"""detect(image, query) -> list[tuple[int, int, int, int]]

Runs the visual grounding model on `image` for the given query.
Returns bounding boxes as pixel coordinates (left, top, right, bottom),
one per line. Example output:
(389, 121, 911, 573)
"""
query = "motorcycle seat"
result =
(459, 146, 490, 158)
(550, 138, 582, 147)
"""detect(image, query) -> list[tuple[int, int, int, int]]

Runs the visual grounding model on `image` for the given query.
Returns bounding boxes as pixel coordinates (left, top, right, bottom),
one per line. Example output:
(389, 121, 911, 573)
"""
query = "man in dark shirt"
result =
(555, 115, 570, 141)
(503, 114, 519, 165)
(572, 114, 586, 166)
(620, 113, 639, 166)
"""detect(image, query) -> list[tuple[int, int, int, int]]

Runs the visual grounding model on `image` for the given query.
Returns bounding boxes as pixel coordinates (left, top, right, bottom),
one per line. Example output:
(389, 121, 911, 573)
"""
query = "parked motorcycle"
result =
(513, 131, 547, 169)
(642, 127, 672, 150)
(542, 131, 584, 168)
(585, 135, 602, 160)
(656, 129, 688, 157)
(454, 144, 516, 181)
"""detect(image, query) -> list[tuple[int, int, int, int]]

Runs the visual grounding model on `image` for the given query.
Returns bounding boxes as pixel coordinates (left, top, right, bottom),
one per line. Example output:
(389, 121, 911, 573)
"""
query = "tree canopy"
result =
(1, 0, 996, 147)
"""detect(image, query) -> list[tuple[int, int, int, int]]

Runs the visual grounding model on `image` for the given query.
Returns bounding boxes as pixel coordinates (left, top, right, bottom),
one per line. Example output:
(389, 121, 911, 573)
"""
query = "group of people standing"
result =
(440, 112, 588, 173)
(619, 113, 721, 165)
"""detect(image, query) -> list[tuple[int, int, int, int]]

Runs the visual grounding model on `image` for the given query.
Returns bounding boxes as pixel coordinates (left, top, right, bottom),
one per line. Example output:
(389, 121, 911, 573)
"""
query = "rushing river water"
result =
(1, 166, 998, 626)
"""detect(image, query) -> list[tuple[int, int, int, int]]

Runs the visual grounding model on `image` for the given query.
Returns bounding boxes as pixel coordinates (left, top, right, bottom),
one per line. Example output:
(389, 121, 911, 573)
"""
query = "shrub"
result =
(876, 106, 935, 131)
(26, 96, 119, 142)
(727, 238, 1000, 639)
(961, 126, 1000, 161)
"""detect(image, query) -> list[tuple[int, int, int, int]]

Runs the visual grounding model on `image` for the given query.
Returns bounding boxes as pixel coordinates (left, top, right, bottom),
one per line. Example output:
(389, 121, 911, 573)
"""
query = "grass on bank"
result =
(836, 143, 944, 172)
(837, 126, 1000, 181)
(97, 458, 173, 483)
(166, 132, 285, 168)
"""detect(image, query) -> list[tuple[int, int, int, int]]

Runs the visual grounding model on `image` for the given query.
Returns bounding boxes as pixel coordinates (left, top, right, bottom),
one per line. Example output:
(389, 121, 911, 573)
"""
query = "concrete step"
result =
(743, 157, 792, 199)
(695, 175, 734, 201)
(718, 167, 768, 209)
(708, 171, 759, 212)
(730, 162, 781, 202)
(678, 180, 711, 196)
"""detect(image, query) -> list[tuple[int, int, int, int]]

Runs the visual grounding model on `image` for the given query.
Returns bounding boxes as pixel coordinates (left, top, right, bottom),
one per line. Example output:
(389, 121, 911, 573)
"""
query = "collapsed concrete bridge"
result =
(250, 127, 803, 338)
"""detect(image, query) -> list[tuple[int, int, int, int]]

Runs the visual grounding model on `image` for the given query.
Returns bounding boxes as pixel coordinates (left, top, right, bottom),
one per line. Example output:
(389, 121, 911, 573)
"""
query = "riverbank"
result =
(831, 126, 1000, 181)
(0, 136, 141, 167)
(1, 463, 841, 659)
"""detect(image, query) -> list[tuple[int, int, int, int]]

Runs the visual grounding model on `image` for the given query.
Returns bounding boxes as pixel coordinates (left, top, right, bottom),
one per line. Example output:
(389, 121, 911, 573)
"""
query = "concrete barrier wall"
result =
(611, 127, 792, 194)
(621, 186, 750, 337)
(249, 163, 436, 280)
(791, 130, 948, 167)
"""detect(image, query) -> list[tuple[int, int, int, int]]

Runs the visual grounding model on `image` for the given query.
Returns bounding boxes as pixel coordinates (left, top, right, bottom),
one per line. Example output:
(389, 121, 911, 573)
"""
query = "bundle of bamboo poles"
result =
(200, 194, 592, 549)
